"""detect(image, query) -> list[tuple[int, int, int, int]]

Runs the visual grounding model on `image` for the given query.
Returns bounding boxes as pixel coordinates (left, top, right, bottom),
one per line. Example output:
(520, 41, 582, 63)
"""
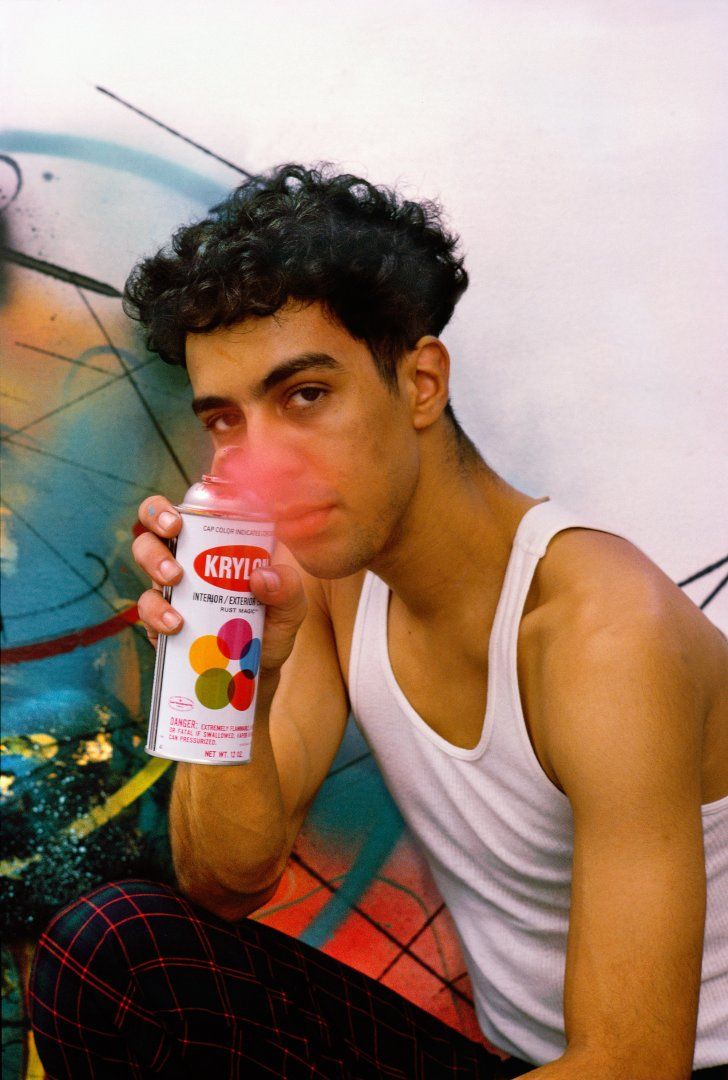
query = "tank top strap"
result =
(348, 568, 383, 715)
(489, 499, 601, 679)
(512, 497, 596, 558)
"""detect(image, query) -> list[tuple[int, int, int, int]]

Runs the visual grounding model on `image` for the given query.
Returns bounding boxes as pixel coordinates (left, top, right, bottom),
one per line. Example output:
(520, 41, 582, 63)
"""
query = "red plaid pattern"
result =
(29, 880, 529, 1079)
(30, 880, 727, 1079)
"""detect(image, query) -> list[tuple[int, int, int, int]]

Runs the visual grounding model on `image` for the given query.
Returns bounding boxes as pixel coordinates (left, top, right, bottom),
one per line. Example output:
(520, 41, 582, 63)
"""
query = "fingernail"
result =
(162, 611, 181, 629)
(158, 511, 179, 530)
(258, 569, 280, 590)
(160, 559, 179, 581)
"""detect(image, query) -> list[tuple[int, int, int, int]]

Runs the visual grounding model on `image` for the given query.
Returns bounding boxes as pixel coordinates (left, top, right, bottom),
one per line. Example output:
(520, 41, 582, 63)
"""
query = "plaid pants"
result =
(29, 880, 728, 1080)
(29, 879, 530, 1080)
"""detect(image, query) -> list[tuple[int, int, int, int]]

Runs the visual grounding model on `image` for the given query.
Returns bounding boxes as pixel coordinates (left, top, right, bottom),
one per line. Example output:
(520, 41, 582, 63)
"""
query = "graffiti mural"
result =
(2, 78, 726, 1078)
(0, 112, 491, 1078)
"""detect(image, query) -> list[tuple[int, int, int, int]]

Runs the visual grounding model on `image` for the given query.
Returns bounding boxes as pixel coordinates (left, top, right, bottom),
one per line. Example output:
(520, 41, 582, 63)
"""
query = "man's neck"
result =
(367, 442, 545, 631)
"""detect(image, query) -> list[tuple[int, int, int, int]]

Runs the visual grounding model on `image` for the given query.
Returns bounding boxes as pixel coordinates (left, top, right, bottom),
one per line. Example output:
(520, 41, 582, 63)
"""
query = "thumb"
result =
(249, 563, 308, 675)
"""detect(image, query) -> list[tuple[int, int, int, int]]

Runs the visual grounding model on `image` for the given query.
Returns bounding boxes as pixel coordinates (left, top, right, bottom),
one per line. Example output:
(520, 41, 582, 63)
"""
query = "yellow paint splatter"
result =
(0, 775, 15, 799)
(67, 755, 171, 840)
(0, 733, 58, 760)
(25, 1031, 45, 1079)
(75, 731, 113, 766)
(95, 704, 112, 726)
(0, 756, 172, 878)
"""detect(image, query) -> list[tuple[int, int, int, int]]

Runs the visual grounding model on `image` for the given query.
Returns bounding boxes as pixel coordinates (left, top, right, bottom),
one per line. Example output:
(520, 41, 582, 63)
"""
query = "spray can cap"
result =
(183, 447, 271, 519)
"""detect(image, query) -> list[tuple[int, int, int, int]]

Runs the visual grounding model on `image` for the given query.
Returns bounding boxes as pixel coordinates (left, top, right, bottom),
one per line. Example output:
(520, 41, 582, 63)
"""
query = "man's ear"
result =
(401, 336, 451, 431)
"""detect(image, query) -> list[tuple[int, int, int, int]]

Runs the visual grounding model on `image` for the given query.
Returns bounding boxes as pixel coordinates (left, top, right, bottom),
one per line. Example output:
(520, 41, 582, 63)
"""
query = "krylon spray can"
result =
(146, 472, 275, 764)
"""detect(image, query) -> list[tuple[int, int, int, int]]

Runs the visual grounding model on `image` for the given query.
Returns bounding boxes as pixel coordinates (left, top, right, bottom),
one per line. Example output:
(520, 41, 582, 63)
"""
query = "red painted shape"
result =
(0, 605, 140, 665)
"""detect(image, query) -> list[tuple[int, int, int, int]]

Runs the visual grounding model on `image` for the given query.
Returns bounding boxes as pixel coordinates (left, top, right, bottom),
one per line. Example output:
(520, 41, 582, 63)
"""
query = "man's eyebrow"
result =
(256, 352, 344, 398)
(191, 394, 237, 417)
(191, 352, 344, 415)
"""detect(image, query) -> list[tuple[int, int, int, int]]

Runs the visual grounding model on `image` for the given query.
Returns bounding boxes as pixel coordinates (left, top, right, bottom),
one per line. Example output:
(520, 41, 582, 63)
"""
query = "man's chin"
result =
(288, 542, 371, 582)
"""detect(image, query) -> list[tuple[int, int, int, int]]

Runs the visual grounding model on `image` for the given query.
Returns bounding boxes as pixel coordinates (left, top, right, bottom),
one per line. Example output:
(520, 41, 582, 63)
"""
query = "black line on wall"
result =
(289, 851, 475, 1004)
(76, 289, 191, 487)
(0, 358, 157, 439)
(96, 85, 253, 178)
(0, 247, 122, 297)
(678, 555, 728, 588)
(700, 573, 728, 611)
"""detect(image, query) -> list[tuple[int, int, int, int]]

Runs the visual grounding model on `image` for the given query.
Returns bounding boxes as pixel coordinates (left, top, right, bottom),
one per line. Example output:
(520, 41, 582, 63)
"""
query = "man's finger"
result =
(249, 564, 308, 675)
(138, 589, 184, 636)
(131, 531, 183, 587)
(138, 496, 183, 538)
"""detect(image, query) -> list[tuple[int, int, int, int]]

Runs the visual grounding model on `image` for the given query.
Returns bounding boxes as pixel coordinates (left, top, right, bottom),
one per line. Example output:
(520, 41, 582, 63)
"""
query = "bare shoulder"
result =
(522, 526, 728, 735)
(534, 526, 725, 665)
(537, 526, 679, 614)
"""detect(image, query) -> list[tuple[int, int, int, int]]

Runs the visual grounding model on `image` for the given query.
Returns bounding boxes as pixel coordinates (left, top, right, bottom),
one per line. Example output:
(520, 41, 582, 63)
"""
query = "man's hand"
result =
(132, 493, 308, 684)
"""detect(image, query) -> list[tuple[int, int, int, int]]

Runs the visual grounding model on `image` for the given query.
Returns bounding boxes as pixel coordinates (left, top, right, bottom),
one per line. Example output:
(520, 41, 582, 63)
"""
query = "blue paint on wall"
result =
(0, 131, 228, 203)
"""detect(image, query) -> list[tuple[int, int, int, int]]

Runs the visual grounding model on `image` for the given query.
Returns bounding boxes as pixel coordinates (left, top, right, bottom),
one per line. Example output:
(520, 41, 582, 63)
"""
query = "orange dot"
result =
(189, 635, 228, 674)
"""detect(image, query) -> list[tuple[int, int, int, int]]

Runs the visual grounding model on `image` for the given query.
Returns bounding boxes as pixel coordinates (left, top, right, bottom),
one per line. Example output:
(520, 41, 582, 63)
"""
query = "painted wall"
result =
(2, 1, 726, 1075)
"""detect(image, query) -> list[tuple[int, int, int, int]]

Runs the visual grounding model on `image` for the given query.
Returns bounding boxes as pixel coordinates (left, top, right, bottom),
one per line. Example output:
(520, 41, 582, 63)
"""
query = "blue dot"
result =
(240, 638, 261, 678)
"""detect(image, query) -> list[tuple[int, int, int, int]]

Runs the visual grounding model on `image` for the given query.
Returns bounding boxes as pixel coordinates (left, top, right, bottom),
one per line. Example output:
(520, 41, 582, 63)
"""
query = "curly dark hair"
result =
(123, 163, 480, 455)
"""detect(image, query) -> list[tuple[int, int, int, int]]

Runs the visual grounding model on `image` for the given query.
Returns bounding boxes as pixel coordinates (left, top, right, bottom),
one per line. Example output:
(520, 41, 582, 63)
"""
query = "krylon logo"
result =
(193, 546, 270, 591)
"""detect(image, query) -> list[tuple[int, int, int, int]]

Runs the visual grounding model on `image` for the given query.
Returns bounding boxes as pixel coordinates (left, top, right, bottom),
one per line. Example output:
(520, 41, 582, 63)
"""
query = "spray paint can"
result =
(146, 473, 275, 764)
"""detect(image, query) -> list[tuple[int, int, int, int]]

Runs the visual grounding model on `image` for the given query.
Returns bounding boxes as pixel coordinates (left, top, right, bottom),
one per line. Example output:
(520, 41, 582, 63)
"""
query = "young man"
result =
(31, 165, 727, 1079)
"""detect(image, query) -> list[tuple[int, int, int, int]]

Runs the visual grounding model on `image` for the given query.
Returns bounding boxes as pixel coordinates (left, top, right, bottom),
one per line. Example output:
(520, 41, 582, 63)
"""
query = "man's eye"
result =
(204, 413, 240, 433)
(287, 386, 328, 409)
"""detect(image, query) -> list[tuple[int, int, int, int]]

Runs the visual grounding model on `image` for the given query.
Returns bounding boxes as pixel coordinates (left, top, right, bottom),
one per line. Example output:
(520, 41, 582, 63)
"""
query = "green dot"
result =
(195, 668, 232, 710)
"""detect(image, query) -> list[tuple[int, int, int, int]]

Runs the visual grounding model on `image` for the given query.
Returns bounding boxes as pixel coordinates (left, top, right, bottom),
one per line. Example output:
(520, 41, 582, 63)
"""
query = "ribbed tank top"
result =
(348, 499, 728, 1068)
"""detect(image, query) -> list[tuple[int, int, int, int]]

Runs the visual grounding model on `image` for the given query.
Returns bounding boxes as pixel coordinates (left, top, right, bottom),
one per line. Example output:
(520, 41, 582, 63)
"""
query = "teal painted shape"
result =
(0, 131, 228, 204)
(79, 345, 146, 367)
(300, 739, 405, 948)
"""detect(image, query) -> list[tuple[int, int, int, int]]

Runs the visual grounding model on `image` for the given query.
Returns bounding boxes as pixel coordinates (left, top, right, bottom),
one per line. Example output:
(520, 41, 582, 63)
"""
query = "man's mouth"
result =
(275, 505, 334, 537)
(276, 504, 333, 522)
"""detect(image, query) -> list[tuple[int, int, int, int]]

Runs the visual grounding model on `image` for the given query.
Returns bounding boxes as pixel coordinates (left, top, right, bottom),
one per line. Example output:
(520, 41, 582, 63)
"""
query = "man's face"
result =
(186, 301, 421, 579)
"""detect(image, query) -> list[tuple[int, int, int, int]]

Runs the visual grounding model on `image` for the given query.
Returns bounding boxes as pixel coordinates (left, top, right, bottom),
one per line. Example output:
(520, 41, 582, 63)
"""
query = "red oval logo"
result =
(193, 545, 270, 592)
(168, 696, 194, 710)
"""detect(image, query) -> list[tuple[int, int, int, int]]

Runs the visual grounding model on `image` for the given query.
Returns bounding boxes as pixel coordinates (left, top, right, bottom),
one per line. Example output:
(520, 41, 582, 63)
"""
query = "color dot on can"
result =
(195, 668, 233, 710)
(228, 670, 255, 712)
(240, 638, 261, 679)
(217, 618, 253, 661)
(189, 635, 227, 674)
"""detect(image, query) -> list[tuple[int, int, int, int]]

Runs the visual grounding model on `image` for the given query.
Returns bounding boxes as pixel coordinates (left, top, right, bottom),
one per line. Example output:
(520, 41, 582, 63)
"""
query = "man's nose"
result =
(211, 438, 303, 504)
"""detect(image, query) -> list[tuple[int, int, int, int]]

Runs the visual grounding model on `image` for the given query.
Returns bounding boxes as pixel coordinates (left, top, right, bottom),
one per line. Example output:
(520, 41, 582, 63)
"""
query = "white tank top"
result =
(348, 499, 728, 1068)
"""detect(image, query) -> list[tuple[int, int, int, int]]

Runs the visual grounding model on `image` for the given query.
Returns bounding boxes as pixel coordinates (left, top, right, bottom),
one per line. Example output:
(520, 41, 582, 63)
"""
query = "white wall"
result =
(3, 0, 727, 624)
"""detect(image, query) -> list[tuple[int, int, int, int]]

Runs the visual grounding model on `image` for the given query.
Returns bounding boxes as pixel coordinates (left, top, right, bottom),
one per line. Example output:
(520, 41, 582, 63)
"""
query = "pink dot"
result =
(217, 618, 252, 660)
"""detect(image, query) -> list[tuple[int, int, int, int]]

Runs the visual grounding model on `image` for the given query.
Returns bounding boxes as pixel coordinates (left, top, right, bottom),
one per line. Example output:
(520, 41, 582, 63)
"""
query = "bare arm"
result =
(518, 597, 707, 1079)
(134, 496, 350, 921)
